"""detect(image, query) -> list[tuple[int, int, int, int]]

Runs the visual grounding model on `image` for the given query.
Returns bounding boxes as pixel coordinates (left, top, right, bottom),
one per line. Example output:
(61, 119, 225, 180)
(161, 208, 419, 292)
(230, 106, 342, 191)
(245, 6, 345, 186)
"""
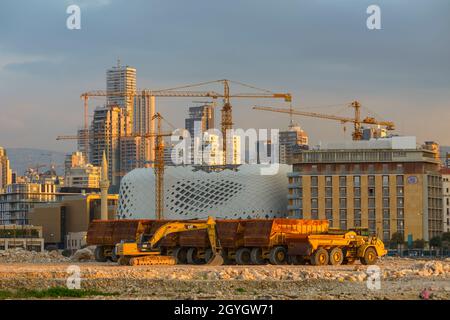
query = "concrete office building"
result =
(287, 136, 443, 242)
(442, 168, 450, 232)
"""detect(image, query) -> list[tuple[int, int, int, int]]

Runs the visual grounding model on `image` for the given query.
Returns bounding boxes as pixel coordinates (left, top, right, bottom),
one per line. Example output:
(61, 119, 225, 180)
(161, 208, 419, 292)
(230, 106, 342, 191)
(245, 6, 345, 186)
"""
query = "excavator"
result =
(115, 216, 224, 266)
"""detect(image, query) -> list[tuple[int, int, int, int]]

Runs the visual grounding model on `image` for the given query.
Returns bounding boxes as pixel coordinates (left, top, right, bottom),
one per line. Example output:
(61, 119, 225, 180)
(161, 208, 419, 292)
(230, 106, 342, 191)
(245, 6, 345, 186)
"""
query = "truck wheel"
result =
(94, 246, 107, 262)
(235, 248, 252, 265)
(269, 246, 287, 265)
(361, 247, 378, 265)
(250, 248, 266, 265)
(311, 248, 329, 266)
(187, 247, 203, 265)
(110, 246, 119, 262)
(328, 247, 344, 265)
(172, 247, 188, 264)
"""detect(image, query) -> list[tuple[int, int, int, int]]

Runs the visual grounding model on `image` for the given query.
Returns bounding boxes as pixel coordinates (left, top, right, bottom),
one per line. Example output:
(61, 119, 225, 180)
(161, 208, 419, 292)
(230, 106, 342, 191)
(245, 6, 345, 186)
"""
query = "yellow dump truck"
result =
(286, 230, 387, 265)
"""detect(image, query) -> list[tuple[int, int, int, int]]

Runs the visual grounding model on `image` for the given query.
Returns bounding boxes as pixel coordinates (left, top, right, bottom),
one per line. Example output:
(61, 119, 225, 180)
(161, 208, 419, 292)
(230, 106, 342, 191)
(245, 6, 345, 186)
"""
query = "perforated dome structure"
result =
(117, 164, 291, 220)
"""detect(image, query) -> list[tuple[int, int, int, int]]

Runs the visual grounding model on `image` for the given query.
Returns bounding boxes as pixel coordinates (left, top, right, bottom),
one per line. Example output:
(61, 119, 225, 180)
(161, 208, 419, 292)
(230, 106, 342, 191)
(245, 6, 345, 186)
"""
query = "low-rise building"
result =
(287, 136, 443, 243)
(29, 193, 118, 248)
(0, 183, 59, 225)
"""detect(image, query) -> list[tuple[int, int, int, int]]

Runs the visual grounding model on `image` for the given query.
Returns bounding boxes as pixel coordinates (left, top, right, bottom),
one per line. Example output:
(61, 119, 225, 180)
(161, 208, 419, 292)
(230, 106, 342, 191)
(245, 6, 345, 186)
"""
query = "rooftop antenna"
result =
(117, 58, 121, 68)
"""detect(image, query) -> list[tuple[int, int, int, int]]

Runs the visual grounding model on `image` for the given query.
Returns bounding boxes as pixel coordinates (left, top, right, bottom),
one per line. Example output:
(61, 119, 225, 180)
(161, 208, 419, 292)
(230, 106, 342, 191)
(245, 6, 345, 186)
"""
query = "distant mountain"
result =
(5, 148, 66, 176)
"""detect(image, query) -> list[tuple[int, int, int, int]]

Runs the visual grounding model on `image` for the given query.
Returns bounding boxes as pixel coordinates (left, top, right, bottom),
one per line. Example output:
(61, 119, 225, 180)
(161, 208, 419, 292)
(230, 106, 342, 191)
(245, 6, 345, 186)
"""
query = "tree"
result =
(429, 236, 442, 248)
(413, 239, 426, 249)
(442, 232, 450, 243)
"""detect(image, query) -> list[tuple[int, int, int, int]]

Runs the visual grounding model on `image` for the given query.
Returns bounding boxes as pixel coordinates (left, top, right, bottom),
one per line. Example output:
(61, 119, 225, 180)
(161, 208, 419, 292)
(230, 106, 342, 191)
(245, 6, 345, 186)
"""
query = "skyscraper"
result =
(90, 105, 131, 186)
(185, 104, 215, 138)
(133, 91, 156, 165)
(185, 104, 215, 164)
(279, 123, 308, 164)
(0, 147, 12, 192)
(106, 62, 136, 112)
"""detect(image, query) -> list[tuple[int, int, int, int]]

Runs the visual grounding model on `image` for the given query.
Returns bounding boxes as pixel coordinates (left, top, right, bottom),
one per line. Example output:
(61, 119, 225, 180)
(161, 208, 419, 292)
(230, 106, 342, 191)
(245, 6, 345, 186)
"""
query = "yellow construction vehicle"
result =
(287, 231, 387, 266)
(115, 216, 224, 266)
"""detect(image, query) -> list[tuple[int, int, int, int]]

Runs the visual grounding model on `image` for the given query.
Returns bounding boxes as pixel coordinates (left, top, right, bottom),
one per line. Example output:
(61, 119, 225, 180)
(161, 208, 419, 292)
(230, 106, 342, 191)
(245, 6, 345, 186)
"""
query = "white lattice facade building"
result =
(117, 164, 291, 220)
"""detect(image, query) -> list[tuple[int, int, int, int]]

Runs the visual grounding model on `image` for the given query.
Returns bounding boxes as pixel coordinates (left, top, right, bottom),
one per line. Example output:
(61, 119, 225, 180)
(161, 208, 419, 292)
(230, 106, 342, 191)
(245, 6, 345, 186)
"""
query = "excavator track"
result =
(128, 255, 177, 266)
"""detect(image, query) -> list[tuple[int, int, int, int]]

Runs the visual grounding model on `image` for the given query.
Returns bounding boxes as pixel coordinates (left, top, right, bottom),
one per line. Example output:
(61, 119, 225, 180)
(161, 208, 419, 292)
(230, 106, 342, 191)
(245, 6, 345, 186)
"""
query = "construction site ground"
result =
(0, 253, 449, 300)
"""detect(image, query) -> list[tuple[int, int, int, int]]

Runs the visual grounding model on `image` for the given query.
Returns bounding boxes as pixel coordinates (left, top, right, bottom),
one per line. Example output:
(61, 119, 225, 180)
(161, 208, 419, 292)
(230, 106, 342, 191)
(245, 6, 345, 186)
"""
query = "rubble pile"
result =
(0, 248, 70, 263)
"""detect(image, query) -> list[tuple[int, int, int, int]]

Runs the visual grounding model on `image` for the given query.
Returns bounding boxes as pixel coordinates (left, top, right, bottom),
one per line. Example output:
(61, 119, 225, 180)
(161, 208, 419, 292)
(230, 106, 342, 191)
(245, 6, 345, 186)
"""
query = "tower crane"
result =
(253, 100, 395, 141)
(80, 79, 291, 164)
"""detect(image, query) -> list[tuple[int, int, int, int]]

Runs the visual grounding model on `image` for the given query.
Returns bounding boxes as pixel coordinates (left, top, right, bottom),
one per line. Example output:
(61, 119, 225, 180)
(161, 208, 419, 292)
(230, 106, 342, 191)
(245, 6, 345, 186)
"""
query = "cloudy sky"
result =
(0, 0, 449, 152)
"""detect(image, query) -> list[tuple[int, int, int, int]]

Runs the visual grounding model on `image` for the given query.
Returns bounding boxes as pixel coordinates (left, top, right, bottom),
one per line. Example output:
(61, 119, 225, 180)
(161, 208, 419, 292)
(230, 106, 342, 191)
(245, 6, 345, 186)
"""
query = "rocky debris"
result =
(71, 247, 95, 262)
(0, 248, 70, 263)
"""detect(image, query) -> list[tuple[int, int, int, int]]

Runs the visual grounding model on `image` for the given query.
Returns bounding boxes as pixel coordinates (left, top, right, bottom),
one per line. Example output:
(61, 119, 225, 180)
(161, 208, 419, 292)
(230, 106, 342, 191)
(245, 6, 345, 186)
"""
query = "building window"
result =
(325, 209, 333, 221)
(368, 198, 375, 208)
(396, 175, 404, 186)
(311, 198, 318, 209)
(339, 209, 347, 220)
(325, 187, 332, 198)
(354, 187, 361, 197)
(340, 220, 347, 230)
(311, 187, 318, 197)
(383, 209, 390, 220)
(369, 220, 376, 234)
(368, 209, 376, 220)
(397, 208, 404, 219)
(382, 187, 389, 197)
(397, 220, 404, 231)
(354, 176, 361, 187)
(382, 175, 389, 187)
(368, 187, 375, 197)
(339, 198, 347, 208)
(354, 209, 361, 220)
(325, 176, 332, 186)
(383, 198, 390, 208)
(339, 187, 347, 197)
(397, 187, 404, 196)
(354, 198, 361, 208)
(368, 175, 375, 186)
(354, 220, 361, 227)
(311, 176, 318, 187)
(325, 198, 332, 209)
(339, 176, 346, 187)
(397, 197, 404, 208)
(311, 209, 318, 219)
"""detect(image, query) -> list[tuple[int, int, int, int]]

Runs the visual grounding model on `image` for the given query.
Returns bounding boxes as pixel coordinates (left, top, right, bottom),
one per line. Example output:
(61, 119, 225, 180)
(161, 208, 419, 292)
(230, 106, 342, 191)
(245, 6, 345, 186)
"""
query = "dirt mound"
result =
(0, 248, 70, 263)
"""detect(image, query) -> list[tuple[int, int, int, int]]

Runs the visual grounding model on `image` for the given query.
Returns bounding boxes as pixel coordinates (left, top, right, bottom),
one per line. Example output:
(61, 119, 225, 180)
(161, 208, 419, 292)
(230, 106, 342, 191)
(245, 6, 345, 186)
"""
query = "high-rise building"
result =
(133, 91, 156, 165)
(287, 136, 443, 243)
(0, 147, 12, 192)
(185, 104, 214, 138)
(279, 123, 308, 164)
(90, 105, 131, 186)
(106, 63, 136, 112)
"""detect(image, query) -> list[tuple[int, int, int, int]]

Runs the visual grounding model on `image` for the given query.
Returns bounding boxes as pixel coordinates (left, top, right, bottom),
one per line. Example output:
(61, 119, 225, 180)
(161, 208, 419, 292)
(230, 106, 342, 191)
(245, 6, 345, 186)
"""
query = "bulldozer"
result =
(115, 216, 224, 266)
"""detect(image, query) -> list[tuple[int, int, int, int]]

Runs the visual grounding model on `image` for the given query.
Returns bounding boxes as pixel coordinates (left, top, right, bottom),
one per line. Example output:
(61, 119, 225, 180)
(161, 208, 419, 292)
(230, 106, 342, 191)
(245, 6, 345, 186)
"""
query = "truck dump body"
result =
(243, 219, 329, 247)
(87, 219, 153, 245)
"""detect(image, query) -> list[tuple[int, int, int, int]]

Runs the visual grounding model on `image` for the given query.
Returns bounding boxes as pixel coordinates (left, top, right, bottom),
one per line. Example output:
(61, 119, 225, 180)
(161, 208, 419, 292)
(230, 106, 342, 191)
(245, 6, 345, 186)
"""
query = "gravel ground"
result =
(0, 255, 449, 300)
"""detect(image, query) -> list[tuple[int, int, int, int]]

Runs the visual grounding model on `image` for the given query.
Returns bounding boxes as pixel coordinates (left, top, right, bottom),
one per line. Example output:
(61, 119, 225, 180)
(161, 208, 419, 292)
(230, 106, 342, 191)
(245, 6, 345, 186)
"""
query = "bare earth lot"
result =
(0, 256, 449, 300)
